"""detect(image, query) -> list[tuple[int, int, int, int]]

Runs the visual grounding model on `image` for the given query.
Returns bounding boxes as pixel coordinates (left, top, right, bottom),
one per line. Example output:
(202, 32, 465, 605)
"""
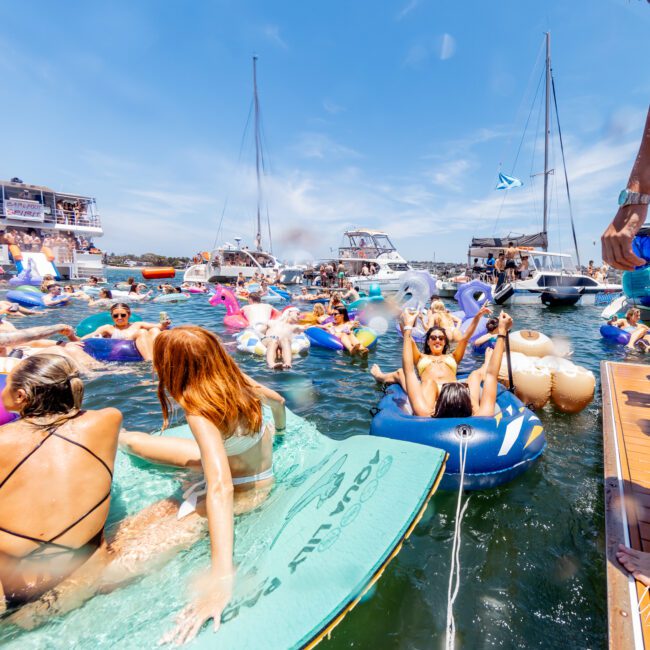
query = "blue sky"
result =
(0, 0, 648, 263)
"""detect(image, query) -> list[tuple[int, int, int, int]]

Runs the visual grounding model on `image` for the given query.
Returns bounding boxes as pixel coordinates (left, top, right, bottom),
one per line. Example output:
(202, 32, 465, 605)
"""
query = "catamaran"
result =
(441, 33, 620, 306)
(184, 57, 302, 286)
(0, 177, 105, 279)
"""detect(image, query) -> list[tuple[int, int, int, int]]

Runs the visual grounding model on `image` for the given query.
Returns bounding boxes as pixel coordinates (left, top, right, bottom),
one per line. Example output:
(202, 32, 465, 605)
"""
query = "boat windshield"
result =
(530, 254, 576, 273)
(217, 249, 276, 269)
(339, 232, 396, 259)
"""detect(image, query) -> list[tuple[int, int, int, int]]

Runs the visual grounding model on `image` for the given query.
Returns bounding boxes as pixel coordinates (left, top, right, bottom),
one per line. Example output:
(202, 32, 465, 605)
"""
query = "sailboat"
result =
(438, 33, 621, 306)
(184, 57, 302, 285)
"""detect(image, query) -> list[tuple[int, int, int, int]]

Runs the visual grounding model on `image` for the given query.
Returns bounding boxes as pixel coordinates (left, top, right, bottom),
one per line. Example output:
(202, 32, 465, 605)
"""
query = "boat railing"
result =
(0, 203, 102, 229)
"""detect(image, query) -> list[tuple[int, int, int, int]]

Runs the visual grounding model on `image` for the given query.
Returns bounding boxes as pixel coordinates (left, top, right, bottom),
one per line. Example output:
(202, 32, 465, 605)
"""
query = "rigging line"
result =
(551, 75, 581, 269)
(212, 198, 229, 250)
(492, 41, 544, 234)
(493, 65, 545, 235)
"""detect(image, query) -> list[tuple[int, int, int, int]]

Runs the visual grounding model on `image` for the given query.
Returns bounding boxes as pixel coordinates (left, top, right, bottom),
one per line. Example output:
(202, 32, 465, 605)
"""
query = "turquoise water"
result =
(2, 270, 645, 648)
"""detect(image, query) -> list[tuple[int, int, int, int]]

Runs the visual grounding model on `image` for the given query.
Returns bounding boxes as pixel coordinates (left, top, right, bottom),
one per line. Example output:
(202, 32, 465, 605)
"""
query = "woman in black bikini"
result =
(0, 354, 121, 611)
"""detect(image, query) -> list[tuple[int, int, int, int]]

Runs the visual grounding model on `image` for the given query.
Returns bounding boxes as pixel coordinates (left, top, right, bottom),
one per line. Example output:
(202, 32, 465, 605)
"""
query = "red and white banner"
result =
(5, 198, 45, 222)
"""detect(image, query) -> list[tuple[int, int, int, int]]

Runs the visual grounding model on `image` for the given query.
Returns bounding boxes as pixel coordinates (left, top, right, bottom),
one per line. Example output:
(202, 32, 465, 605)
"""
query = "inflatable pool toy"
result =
(498, 351, 594, 412)
(24, 409, 445, 649)
(394, 272, 437, 311)
(348, 284, 384, 311)
(236, 329, 311, 357)
(5, 290, 69, 309)
(183, 286, 208, 294)
(141, 267, 176, 280)
(76, 312, 143, 337)
(600, 323, 633, 345)
(82, 338, 144, 363)
(14, 285, 42, 294)
(210, 285, 279, 329)
(270, 286, 291, 301)
(152, 292, 191, 304)
(305, 326, 378, 351)
(8, 267, 43, 287)
(454, 280, 493, 318)
(550, 363, 596, 413)
(370, 384, 544, 490)
(508, 330, 554, 357)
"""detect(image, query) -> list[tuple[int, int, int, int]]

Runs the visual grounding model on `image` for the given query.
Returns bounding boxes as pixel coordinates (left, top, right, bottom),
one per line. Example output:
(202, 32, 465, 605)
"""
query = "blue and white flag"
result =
(495, 172, 523, 190)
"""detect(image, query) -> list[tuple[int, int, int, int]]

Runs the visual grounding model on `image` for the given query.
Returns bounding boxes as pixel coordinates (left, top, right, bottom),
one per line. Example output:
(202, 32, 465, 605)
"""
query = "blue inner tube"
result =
(304, 326, 377, 351)
(370, 384, 545, 490)
(600, 323, 631, 345)
(5, 290, 45, 308)
(76, 312, 143, 338)
(82, 338, 144, 363)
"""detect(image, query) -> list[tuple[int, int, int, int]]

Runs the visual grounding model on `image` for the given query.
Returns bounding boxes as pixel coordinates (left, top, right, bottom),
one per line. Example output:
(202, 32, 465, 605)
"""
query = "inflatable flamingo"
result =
(209, 285, 249, 328)
(209, 285, 282, 329)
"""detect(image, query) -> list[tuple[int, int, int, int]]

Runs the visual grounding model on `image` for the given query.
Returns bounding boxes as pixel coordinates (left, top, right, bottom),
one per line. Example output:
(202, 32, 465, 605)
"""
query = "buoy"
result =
(509, 330, 554, 357)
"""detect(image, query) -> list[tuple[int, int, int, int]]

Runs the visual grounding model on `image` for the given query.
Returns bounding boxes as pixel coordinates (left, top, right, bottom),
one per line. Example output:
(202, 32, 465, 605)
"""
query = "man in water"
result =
(241, 292, 274, 334)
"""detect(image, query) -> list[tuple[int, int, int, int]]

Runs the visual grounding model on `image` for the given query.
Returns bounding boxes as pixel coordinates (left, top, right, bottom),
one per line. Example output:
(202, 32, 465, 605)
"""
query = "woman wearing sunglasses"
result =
(400, 309, 513, 417)
(320, 306, 369, 356)
(371, 304, 491, 397)
(81, 303, 170, 361)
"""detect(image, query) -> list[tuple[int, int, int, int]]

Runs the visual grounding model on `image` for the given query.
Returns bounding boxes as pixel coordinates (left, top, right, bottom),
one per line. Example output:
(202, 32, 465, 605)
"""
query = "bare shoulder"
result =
(81, 407, 123, 429)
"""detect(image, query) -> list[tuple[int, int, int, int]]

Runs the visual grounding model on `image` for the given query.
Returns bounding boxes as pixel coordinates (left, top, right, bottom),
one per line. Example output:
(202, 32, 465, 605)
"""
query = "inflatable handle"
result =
(454, 280, 493, 318)
(82, 338, 144, 363)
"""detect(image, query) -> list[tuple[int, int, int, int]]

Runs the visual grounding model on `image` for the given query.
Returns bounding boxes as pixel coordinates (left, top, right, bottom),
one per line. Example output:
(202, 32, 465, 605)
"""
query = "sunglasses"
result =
(112, 312, 129, 319)
(428, 334, 446, 342)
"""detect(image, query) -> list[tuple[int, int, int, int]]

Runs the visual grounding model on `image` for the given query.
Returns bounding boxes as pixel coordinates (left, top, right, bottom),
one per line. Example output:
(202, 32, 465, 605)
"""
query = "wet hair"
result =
(9, 354, 83, 421)
(422, 327, 450, 354)
(129, 284, 138, 293)
(110, 302, 131, 315)
(127, 277, 135, 284)
(485, 317, 498, 333)
(99, 288, 113, 299)
(433, 382, 472, 418)
(248, 292, 262, 303)
(334, 307, 350, 322)
(431, 300, 445, 313)
(153, 326, 261, 436)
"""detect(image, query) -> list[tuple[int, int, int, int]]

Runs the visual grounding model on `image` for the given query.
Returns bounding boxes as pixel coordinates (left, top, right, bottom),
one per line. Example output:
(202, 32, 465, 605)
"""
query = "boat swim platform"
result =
(602, 360, 650, 649)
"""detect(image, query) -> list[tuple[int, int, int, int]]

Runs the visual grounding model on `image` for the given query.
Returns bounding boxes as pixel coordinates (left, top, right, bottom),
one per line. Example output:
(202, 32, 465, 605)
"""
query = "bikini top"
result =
(417, 354, 458, 376)
(0, 415, 113, 559)
(223, 425, 265, 456)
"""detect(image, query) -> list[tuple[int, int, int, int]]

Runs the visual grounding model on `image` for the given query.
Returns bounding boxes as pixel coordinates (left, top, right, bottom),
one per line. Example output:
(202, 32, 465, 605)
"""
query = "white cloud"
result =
(261, 24, 288, 50)
(323, 99, 345, 115)
(396, 0, 420, 21)
(291, 132, 361, 160)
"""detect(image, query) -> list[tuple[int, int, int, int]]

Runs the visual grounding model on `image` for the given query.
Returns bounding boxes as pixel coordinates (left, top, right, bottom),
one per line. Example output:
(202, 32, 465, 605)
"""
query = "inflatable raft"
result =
(370, 384, 545, 490)
(9, 409, 446, 649)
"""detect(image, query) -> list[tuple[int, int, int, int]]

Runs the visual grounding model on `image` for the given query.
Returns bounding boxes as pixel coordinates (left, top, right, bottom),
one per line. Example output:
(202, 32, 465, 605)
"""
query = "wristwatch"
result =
(618, 188, 650, 207)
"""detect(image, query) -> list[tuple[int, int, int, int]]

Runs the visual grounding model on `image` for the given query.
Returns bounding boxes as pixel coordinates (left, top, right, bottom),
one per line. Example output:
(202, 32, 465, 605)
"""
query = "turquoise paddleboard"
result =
(3, 410, 446, 649)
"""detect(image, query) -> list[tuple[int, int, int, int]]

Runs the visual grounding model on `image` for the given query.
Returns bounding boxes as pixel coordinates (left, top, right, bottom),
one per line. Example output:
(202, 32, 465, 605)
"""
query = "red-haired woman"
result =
(119, 325, 286, 642)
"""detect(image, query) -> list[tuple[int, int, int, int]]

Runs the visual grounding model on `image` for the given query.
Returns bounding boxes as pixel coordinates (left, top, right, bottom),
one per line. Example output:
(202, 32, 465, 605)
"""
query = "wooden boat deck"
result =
(602, 360, 650, 649)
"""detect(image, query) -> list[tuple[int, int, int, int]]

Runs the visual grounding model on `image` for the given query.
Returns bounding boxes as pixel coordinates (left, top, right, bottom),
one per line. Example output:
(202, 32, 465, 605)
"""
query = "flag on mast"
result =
(495, 172, 523, 190)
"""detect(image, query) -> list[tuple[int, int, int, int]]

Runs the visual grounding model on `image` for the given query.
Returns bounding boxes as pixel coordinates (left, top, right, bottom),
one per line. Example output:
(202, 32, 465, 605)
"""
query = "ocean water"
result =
(3, 270, 643, 648)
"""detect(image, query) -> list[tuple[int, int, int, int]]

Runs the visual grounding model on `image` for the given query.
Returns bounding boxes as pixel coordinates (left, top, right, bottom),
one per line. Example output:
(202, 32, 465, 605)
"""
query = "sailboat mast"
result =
(542, 32, 551, 251)
(253, 56, 262, 252)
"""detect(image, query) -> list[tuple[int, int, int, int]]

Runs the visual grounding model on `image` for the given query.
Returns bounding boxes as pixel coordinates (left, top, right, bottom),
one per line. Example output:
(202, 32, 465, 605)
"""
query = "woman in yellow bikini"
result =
(371, 305, 490, 408)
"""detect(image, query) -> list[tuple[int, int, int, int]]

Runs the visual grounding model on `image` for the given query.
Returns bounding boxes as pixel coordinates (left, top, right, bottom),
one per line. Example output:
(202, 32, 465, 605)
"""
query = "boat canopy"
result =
(470, 232, 548, 249)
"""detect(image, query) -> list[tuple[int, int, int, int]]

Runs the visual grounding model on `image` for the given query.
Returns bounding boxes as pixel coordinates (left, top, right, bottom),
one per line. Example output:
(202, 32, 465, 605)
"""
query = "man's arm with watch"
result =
(601, 107, 650, 270)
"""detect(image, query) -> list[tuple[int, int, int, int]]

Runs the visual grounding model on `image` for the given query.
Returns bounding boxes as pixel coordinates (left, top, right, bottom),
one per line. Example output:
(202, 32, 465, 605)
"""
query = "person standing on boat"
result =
(518, 255, 530, 280)
(485, 252, 496, 283)
(601, 107, 650, 270)
(494, 252, 506, 287)
(504, 242, 518, 281)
